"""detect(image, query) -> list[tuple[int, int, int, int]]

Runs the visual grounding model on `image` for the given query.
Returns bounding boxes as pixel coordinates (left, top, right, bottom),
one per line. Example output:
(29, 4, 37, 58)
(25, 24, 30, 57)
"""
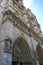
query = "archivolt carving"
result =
(37, 44, 43, 64)
(12, 37, 32, 62)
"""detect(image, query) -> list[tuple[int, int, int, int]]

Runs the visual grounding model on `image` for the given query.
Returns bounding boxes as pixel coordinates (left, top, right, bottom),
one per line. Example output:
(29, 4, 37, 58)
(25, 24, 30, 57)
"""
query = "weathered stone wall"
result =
(0, 0, 42, 65)
(0, 0, 2, 3)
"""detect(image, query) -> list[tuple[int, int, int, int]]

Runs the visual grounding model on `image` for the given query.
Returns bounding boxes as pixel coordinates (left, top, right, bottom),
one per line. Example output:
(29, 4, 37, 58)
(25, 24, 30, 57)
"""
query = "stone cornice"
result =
(13, 0, 24, 10)
(2, 10, 43, 45)
(1, 0, 43, 44)
(10, 12, 43, 44)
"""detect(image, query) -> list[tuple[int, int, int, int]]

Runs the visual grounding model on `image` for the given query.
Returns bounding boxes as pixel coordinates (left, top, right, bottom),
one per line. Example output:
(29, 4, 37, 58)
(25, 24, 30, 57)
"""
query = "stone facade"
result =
(0, 0, 43, 65)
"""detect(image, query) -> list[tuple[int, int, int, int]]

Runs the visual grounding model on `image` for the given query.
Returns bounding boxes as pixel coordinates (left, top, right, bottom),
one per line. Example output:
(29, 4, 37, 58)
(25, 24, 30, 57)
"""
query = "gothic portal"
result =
(12, 37, 32, 65)
(0, 0, 43, 65)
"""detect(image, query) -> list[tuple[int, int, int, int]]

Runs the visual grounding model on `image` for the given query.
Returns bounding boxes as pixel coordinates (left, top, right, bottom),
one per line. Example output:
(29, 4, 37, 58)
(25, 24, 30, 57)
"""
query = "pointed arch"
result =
(12, 37, 32, 63)
(37, 44, 43, 65)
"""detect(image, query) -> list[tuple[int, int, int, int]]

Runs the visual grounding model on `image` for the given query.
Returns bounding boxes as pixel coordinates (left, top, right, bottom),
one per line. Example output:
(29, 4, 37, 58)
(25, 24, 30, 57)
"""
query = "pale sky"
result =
(23, 0, 34, 8)
(23, 0, 43, 33)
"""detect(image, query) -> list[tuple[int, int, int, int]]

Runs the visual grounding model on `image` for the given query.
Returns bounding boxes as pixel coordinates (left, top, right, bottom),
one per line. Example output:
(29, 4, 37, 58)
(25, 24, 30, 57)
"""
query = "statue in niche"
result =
(4, 38, 12, 53)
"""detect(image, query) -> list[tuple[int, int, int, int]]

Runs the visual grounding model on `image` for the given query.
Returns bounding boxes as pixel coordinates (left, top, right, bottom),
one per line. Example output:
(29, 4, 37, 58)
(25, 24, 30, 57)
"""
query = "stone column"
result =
(0, 40, 4, 65)
(30, 33, 40, 65)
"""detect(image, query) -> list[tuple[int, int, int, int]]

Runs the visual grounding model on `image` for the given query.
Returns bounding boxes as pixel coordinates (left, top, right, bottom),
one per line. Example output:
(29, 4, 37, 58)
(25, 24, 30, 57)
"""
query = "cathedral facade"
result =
(0, 0, 43, 65)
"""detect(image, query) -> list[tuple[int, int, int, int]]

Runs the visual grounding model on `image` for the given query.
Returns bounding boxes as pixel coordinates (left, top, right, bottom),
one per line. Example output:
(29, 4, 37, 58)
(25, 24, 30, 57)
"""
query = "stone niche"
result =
(3, 38, 12, 65)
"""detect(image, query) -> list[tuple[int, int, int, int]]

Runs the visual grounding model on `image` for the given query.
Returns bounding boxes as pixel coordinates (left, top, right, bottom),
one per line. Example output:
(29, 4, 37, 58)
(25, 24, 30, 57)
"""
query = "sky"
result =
(23, 0, 43, 33)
